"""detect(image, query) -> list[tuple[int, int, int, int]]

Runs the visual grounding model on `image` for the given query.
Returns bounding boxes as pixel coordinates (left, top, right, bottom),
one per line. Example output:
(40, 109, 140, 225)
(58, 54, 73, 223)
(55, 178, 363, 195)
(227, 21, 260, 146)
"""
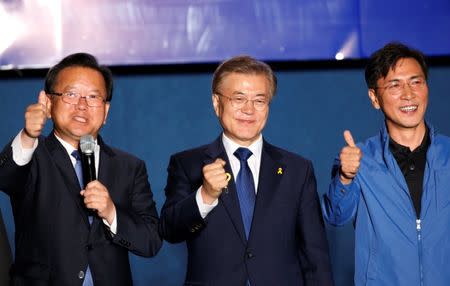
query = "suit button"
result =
(86, 244, 93, 250)
(78, 271, 85, 279)
(246, 251, 254, 259)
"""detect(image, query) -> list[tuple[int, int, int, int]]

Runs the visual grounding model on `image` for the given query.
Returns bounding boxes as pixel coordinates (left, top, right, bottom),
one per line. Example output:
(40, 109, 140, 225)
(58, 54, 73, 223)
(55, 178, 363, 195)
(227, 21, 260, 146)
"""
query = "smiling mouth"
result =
(400, 105, 418, 112)
(238, 119, 255, 124)
(73, 116, 87, 123)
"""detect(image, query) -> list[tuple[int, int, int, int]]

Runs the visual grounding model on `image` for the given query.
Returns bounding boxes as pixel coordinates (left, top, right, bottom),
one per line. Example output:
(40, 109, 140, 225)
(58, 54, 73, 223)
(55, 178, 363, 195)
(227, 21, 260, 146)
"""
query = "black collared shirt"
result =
(389, 128, 430, 218)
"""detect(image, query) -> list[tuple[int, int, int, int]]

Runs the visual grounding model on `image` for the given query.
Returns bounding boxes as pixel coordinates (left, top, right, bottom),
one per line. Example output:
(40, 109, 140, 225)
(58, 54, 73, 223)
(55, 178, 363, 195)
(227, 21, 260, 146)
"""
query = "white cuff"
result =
(12, 130, 38, 166)
(195, 186, 218, 219)
(102, 211, 117, 235)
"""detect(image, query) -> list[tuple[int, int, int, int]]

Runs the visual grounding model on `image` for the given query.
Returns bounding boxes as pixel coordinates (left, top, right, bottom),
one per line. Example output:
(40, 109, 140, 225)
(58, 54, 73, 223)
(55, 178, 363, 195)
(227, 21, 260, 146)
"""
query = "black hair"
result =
(365, 42, 428, 89)
(44, 53, 113, 101)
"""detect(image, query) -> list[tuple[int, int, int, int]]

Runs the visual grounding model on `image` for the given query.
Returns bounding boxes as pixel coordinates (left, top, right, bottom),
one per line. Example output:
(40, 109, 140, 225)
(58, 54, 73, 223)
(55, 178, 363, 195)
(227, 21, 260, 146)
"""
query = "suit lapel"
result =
(250, 141, 285, 237)
(205, 137, 247, 244)
(46, 133, 91, 227)
(96, 135, 115, 192)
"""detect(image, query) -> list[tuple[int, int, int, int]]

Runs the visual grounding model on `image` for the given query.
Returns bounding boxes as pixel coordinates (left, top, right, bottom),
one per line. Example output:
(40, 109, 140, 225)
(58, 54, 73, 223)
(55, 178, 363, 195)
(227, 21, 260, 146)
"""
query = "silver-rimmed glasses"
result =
(47, 91, 106, 107)
(215, 92, 269, 111)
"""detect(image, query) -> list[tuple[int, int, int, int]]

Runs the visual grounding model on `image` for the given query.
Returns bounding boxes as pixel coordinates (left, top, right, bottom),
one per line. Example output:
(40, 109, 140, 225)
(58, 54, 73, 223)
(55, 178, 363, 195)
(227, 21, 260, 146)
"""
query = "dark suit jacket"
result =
(160, 137, 333, 286)
(0, 132, 162, 286)
(0, 211, 12, 285)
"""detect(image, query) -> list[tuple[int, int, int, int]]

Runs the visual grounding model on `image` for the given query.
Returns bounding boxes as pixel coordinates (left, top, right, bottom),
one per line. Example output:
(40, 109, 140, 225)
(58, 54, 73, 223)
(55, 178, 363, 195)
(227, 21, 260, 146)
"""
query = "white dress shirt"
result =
(196, 133, 263, 218)
(11, 130, 117, 233)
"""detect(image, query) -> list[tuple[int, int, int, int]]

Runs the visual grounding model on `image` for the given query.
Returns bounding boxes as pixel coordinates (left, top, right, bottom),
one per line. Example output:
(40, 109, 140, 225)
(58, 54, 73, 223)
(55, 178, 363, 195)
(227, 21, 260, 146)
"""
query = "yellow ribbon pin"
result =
(223, 172, 232, 194)
(277, 167, 283, 175)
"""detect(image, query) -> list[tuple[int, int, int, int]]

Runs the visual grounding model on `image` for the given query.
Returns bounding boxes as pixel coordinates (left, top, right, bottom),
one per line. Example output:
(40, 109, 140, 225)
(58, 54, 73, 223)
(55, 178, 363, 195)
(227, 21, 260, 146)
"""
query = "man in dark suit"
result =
(160, 56, 333, 286)
(0, 211, 12, 285)
(0, 53, 162, 286)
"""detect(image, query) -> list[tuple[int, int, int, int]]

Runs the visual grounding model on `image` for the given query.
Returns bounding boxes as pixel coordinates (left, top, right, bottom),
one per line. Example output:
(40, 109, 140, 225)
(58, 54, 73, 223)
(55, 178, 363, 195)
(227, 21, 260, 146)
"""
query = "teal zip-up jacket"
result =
(322, 124, 450, 286)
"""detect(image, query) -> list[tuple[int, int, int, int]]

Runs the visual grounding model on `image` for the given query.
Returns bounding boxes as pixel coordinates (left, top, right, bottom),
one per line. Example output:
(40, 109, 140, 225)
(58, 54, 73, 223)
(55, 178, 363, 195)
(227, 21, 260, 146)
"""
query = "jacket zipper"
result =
(416, 219, 423, 286)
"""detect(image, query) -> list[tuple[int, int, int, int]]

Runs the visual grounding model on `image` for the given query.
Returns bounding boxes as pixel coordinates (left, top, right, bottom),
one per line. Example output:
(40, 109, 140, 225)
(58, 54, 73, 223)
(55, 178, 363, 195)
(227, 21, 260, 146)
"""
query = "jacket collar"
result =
(380, 121, 435, 150)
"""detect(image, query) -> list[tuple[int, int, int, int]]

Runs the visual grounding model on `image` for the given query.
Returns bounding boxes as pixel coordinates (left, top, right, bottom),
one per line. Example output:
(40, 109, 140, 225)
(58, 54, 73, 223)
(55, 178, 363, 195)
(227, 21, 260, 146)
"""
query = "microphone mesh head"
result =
(80, 135, 95, 154)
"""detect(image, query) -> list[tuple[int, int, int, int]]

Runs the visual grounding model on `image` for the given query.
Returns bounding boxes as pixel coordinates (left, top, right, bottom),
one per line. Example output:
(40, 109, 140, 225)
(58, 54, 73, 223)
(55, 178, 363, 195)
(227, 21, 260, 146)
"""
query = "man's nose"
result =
(241, 99, 255, 113)
(76, 95, 89, 109)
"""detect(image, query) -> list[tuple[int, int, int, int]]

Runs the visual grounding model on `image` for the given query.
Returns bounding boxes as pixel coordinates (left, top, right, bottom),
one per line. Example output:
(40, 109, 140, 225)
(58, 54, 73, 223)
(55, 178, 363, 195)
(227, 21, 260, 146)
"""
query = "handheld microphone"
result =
(80, 134, 96, 187)
(80, 135, 97, 215)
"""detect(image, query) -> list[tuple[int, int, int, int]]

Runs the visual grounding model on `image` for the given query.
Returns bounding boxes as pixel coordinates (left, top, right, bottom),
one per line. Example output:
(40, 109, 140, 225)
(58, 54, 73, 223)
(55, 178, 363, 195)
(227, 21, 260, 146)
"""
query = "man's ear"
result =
(212, 94, 220, 117)
(45, 93, 52, 119)
(103, 102, 111, 125)
(368, 89, 380, 110)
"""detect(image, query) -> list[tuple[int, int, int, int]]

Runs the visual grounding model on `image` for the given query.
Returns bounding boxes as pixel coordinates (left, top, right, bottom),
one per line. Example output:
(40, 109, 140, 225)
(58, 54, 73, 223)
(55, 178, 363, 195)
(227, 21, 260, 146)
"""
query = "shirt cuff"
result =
(332, 175, 356, 199)
(196, 186, 218, 219)
(102, 211, 117, 235)
(12, 129, 38, 166)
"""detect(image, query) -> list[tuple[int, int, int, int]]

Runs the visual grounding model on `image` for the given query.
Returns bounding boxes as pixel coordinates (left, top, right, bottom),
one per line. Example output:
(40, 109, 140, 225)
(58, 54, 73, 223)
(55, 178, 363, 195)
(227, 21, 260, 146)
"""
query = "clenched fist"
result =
(201, 158, 229, 204)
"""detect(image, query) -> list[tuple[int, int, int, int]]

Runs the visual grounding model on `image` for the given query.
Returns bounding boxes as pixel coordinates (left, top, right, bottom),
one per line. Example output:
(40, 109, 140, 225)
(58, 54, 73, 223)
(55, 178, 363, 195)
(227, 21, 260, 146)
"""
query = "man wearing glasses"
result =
(322, 42, 450, 286)
(160, 56, 333, 286)
(0, 53, 162, 285)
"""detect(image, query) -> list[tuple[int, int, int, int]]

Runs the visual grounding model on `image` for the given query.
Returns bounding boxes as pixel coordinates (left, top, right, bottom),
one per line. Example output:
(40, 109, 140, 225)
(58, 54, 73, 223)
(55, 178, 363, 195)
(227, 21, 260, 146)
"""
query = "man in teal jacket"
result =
(322, 42, 450, 285)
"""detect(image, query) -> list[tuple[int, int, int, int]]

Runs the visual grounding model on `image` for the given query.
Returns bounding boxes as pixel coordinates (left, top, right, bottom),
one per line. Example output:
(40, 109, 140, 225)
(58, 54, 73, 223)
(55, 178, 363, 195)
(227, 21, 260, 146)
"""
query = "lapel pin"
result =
(222, 172, 232, 194)
(277, 167, 283, 175)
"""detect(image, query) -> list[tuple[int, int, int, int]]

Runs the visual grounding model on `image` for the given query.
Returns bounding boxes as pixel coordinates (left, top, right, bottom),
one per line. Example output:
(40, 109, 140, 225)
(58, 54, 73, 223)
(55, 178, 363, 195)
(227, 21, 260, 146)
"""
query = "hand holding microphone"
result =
(79, 135, 116, 224)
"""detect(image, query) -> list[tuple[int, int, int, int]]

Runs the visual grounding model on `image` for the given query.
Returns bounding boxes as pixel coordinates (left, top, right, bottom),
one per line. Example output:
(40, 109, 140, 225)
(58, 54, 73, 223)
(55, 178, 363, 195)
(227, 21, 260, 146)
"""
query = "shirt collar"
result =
(54, 133, 99, 157)
(389, 126, 430, 155)
(221, 133, 263, 160)
(54, 133, 78, 155)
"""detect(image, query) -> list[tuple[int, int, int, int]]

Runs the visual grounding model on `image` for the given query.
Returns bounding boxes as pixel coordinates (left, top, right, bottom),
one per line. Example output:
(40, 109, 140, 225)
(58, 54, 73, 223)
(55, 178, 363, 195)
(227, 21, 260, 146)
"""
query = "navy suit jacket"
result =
(0, 132, 162, 286)
(160, 136, 333, 286)
(0, 211, 12, 285)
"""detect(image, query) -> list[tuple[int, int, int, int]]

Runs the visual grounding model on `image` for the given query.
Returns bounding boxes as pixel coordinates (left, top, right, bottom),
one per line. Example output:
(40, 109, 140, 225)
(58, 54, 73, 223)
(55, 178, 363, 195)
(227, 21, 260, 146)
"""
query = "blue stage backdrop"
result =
(1, 64, 450, 285)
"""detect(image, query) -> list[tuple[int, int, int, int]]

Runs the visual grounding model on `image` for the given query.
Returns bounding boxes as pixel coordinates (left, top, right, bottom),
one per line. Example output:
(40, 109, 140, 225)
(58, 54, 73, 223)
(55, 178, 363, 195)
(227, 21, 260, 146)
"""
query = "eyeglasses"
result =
(216, 93, 269, 111)
(47, 91, 106, 107)
(376, 77, 426, 96)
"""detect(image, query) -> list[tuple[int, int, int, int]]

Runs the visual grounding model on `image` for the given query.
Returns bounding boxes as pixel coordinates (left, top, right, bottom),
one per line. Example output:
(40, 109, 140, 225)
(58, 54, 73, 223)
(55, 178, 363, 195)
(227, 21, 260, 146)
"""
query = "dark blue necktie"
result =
(234, 147, 256, 239)
(71, 150, 94, 286)
(72, 150, 84, 189)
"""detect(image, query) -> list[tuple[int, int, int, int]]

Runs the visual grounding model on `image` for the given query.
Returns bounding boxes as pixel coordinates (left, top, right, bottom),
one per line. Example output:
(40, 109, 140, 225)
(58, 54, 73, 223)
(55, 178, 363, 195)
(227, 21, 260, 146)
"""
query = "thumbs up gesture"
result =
(339, 130, 362, 185)
(22, 91, 50, 146)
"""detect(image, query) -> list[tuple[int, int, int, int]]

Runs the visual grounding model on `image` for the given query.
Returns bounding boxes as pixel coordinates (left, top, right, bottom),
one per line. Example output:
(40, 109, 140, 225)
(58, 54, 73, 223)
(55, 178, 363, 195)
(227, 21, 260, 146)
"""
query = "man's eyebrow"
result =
(231, 91, 267, 97)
